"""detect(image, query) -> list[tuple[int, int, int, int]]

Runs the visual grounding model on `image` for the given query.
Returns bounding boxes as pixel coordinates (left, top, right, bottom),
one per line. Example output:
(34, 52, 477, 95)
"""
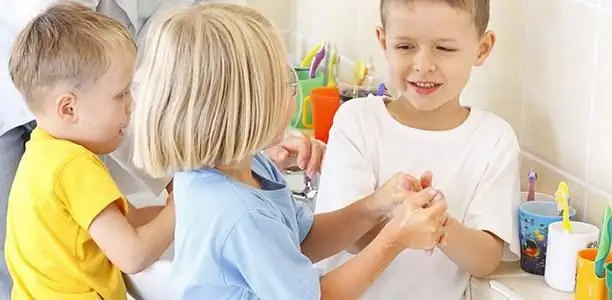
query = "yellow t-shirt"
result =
(5, 128, 129, 300)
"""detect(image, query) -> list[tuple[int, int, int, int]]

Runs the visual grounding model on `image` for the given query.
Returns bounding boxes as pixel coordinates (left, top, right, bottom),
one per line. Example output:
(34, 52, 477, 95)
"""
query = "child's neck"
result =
(217, 155, 261, 189)
(387, 97, 469, 131)
(36, 119, 101, 153)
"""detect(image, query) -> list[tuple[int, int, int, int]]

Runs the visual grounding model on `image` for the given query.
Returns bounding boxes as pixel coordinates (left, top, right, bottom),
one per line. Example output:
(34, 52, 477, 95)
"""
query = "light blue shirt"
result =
(171, 153, 320, 299)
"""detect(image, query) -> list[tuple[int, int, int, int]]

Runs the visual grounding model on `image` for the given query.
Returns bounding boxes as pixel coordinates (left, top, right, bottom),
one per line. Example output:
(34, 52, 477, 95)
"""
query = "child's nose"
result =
(413, 50, 436, 73)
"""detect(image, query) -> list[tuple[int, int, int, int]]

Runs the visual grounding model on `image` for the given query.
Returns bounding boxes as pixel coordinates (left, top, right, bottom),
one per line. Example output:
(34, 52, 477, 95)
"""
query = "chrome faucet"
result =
(285, 166, 318, 211)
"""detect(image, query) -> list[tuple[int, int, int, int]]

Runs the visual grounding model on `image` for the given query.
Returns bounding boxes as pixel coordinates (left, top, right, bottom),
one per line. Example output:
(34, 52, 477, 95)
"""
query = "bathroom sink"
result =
(125, 244, 175, 300)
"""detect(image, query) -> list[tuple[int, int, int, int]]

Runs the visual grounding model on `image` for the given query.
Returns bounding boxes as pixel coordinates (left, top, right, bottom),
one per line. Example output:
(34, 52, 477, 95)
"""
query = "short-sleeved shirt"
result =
(5, 128, 129, 300)
(171, 153, 320, 299)
(315, 97, 521, 300)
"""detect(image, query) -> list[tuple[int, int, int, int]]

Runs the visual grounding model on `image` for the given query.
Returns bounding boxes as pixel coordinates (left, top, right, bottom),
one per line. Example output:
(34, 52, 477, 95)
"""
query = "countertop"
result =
(472, 261, 574, 300)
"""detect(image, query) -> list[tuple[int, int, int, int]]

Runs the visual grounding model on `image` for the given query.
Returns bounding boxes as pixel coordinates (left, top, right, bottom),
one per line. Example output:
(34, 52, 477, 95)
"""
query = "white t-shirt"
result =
(315, 96, 521, 300)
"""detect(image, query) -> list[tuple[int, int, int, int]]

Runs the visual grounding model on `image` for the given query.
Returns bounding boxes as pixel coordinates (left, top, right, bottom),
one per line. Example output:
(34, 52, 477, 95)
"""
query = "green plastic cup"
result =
(290, 68, 324, 129)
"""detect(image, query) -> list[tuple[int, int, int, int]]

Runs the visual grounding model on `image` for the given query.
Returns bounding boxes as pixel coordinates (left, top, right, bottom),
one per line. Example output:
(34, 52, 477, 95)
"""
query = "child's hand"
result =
(417, 170, 449, 254)
(369, 172, 425, 217)
(420, 170, 433, 189)
(381, 188, 448, 251)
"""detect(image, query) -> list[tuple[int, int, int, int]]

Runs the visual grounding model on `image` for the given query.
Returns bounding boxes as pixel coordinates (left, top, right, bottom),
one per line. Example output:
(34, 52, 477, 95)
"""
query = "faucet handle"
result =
(284, 166, 318, 210)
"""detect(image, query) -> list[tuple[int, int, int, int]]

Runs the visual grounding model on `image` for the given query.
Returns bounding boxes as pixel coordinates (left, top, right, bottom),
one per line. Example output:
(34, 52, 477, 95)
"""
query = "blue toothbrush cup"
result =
(519, 199, 576, 275)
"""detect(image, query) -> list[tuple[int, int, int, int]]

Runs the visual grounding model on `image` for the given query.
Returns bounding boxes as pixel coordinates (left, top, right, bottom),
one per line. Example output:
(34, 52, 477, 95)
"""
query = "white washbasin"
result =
(125, 244, 175, 300)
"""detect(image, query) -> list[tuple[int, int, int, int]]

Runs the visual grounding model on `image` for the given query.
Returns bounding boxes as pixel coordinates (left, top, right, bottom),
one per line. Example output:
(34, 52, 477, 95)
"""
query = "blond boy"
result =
(5, 2, 174, 299)
(315, 0, 520, 299)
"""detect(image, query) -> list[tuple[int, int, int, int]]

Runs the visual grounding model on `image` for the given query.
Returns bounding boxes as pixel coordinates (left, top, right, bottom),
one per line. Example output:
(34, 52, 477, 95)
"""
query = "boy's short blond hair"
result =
(380, 0, 490, 36)
(9, 1, 136, 112)
(132, 3, 290, 177)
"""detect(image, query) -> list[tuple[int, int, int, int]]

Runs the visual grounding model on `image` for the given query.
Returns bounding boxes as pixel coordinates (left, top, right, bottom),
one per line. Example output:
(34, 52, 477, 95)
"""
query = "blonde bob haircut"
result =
(132, 3, 290, 178)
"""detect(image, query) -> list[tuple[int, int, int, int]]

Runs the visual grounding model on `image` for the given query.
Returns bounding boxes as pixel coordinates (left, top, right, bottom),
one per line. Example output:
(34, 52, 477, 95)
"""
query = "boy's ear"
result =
(56, 92, 79, 123)
(376, 26, 387, 51)
(475, 31, 496, 66)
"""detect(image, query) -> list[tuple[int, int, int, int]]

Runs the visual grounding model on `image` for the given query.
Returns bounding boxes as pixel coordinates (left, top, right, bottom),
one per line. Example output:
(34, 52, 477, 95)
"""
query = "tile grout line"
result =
(517, 0, 529, 148)
(581, 4, 603, 220)
(521, 150, 612, 199)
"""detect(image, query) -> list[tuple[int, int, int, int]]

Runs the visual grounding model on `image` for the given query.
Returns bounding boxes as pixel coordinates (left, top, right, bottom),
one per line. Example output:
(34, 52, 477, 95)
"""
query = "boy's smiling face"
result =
(377, 1, 495, 112)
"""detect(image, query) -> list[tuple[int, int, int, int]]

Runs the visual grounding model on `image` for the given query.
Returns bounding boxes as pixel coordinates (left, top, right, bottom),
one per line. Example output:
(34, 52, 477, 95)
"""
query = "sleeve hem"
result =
(470, 224, 520, 259)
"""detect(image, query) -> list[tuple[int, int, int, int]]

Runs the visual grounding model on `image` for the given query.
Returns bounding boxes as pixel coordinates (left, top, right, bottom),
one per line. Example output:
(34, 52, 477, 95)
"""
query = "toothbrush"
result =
(358, 59, 374, 86)
(326, 45, 338, 88)
(322, 43, 332, 86)
(554, 181, 572, 233)
(353, 60, 367, 86)
(377, 83, 386, 96)
(308, 42, 327, 79)
(595, 206, 611, 278)
(526, 170, 537, 201)
(300, 42, 322, 68)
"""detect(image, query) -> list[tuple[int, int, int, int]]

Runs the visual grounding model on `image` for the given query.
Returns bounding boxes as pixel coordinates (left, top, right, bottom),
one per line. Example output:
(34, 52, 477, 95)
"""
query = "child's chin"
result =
(405, 98, 446, 112)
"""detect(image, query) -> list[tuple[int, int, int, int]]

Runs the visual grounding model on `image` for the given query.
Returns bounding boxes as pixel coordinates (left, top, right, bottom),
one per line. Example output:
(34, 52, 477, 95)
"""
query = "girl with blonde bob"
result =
(132, 3, 449, 299)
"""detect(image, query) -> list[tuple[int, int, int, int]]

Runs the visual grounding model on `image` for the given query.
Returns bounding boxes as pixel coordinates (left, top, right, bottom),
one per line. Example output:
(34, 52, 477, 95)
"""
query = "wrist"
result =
(358, 195, 388, 222)
(372, 228, 404, 255)
(439, 217, 460, 250)
(377, 221, 407, 251)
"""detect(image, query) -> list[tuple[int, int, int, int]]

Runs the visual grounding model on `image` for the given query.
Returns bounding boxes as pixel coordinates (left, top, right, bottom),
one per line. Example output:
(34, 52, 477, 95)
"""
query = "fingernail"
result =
(428, 188, 438, 196)
(434, 193, 443, 201)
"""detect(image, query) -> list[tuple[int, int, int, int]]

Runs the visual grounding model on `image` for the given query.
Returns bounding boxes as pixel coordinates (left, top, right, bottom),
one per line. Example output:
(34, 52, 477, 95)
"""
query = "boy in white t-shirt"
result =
(315, 0, 520, 299)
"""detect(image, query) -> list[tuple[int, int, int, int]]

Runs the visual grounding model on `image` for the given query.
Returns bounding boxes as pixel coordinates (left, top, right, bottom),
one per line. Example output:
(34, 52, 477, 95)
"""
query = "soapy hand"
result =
(264, 134, 325, 179)
(418, 170, 449, 254)
(420, 170, 433, 190)
(381, 188, 448, 251)
(368, 172, 424, 217)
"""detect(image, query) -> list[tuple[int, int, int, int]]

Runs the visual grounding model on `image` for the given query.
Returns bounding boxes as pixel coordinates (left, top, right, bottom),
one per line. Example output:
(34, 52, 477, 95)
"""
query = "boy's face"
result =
(57, 53, 135, 154)
(377, 1, 494, 112)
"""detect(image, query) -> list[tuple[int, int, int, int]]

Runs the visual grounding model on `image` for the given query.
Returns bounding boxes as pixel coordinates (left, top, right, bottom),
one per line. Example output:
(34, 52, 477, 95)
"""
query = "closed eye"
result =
(437, 46, 457, 52)
(395, 44, 416, 51)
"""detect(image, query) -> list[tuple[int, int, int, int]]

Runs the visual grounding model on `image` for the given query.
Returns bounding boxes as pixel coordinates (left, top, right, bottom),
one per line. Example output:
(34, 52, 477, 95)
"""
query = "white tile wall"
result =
(281, 0, 612, 228)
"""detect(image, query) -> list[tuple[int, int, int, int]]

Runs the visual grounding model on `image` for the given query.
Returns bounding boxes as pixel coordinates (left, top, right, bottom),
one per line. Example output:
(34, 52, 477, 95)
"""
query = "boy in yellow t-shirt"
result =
(5, 2, 175, 299)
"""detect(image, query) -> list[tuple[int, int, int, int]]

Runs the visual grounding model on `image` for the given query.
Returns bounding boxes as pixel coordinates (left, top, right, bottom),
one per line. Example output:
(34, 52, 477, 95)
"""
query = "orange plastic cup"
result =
(310, 87, 341, 143)
(575, 248, 612, 300)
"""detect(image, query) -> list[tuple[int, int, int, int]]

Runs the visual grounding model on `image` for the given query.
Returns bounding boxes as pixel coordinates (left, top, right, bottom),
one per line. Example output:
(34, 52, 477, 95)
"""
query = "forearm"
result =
(439, 219, 503, 277)
(131, 203, 175, 272)
(127, 193, 173, 227)
(127, 206, 163, 227)
(347, 221, 385, 254)
(320, 232, 401, 300)
(301, 197, 381, 263)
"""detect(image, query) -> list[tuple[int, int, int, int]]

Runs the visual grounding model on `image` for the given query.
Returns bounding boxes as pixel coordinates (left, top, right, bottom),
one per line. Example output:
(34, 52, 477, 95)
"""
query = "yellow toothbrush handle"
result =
(327, 55, 337, 88)
(300, 43, 321, 68)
